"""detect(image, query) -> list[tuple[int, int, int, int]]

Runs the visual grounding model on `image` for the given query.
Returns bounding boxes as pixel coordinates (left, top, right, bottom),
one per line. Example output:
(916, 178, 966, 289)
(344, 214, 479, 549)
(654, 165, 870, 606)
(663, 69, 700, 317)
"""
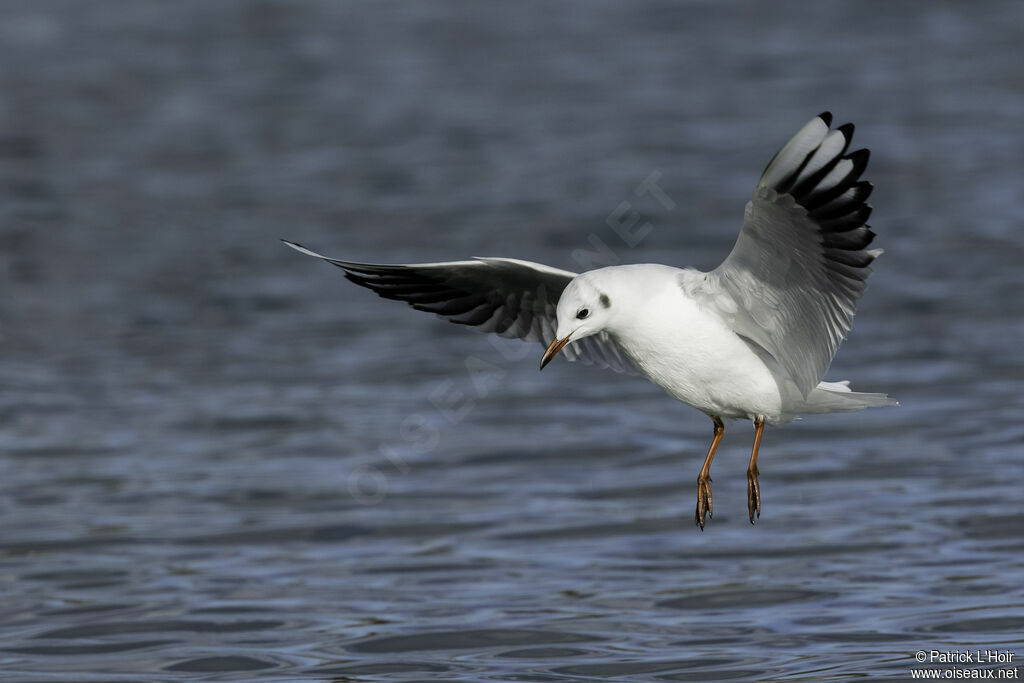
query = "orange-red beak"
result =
(539, 336, 571, 370)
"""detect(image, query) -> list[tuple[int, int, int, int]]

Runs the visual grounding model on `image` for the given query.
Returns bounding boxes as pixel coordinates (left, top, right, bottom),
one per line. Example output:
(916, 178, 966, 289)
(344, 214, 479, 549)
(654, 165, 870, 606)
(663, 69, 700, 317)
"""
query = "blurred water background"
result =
(1, 1, 1022, 680)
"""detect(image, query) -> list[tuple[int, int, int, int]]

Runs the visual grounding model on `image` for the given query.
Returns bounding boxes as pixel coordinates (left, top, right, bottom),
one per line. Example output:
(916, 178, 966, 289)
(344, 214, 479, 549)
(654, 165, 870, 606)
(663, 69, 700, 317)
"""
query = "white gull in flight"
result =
(285, 112, 896, 529)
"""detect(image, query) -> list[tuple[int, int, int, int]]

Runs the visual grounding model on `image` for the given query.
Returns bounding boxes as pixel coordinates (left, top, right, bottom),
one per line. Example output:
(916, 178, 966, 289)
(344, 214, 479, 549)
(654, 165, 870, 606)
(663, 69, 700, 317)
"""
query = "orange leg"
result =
(695, 415, 725, 530)
(747, 415, 765, 523)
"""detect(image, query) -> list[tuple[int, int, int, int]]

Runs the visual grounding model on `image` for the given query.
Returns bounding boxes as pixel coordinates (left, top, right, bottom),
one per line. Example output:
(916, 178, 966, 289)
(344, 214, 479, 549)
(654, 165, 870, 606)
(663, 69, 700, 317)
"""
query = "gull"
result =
(284, 112, 896, 529)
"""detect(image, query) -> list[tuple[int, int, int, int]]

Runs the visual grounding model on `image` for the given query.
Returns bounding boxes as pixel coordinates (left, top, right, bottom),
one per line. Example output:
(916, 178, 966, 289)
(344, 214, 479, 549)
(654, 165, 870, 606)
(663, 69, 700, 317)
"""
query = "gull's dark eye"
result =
(576, 307, 590, 320)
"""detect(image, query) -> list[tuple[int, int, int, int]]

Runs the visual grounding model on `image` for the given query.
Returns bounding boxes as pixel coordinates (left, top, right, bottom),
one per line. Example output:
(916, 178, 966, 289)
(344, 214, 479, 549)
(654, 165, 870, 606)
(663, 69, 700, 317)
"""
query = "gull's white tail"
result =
(801, 380, 897, 414)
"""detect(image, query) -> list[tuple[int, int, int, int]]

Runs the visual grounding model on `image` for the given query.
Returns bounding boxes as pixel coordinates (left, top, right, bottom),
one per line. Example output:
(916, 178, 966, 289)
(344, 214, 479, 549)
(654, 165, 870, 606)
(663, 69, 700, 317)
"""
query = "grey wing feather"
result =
(283, 241, 637, 375)
(687, 113, 879, 396)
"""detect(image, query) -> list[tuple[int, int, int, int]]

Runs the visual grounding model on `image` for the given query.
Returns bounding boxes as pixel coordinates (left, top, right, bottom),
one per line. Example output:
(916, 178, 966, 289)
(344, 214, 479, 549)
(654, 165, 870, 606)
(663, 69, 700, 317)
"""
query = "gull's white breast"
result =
(604, 267, 786, 422)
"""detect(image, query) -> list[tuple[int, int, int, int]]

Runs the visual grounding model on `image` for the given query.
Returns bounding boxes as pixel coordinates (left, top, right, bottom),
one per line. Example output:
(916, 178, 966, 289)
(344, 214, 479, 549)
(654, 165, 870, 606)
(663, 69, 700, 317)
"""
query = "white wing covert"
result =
(687, 113, 879, 396)
(284, 241, 636, 374)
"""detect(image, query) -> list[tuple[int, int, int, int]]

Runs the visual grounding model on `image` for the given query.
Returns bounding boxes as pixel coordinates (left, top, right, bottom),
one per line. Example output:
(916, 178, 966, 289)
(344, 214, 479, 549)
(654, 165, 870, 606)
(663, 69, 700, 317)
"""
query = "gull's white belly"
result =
(613, 296, 786, 421)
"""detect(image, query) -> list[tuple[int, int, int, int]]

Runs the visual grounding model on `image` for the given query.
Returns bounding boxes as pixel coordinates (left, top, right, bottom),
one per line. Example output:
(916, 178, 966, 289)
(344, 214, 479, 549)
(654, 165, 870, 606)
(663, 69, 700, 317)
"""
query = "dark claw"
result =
(695, 476, 713, 530)
(746, 466, 761, 524)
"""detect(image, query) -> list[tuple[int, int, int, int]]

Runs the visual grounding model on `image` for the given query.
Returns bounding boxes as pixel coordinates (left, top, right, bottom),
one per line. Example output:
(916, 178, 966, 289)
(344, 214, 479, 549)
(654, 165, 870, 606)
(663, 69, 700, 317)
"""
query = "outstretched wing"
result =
(686, 112, 879, 396)
(284, 241, 635, 374)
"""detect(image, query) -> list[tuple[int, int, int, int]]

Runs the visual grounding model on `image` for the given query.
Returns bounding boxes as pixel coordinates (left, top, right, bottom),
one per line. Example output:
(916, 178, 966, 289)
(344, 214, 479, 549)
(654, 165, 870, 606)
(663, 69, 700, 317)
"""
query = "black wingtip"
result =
(848, 148, 871, 174)
(818, 111, 833, 126)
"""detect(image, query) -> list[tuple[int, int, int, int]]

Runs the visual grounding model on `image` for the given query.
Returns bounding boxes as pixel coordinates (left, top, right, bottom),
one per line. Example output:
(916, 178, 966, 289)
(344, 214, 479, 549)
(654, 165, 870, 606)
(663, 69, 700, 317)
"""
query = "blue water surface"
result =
(1, 1, 1022, 680)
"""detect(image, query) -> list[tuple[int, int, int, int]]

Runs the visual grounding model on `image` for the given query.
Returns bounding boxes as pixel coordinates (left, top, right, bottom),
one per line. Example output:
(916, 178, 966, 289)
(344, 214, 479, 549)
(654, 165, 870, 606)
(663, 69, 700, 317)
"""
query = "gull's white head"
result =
(540, 272, 617, 370)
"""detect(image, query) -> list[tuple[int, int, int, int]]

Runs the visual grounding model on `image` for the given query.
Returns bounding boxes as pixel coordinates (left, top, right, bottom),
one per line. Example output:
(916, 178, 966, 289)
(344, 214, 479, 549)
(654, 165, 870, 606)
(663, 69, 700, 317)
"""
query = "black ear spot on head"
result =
(599, 293, 611, 308)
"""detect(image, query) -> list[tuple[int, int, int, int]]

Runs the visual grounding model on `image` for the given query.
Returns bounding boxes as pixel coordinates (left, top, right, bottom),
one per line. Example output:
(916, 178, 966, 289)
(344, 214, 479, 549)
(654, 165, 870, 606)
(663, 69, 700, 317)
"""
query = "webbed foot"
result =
(695, 476, 713, 530)
(746, 465, 761, 523)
